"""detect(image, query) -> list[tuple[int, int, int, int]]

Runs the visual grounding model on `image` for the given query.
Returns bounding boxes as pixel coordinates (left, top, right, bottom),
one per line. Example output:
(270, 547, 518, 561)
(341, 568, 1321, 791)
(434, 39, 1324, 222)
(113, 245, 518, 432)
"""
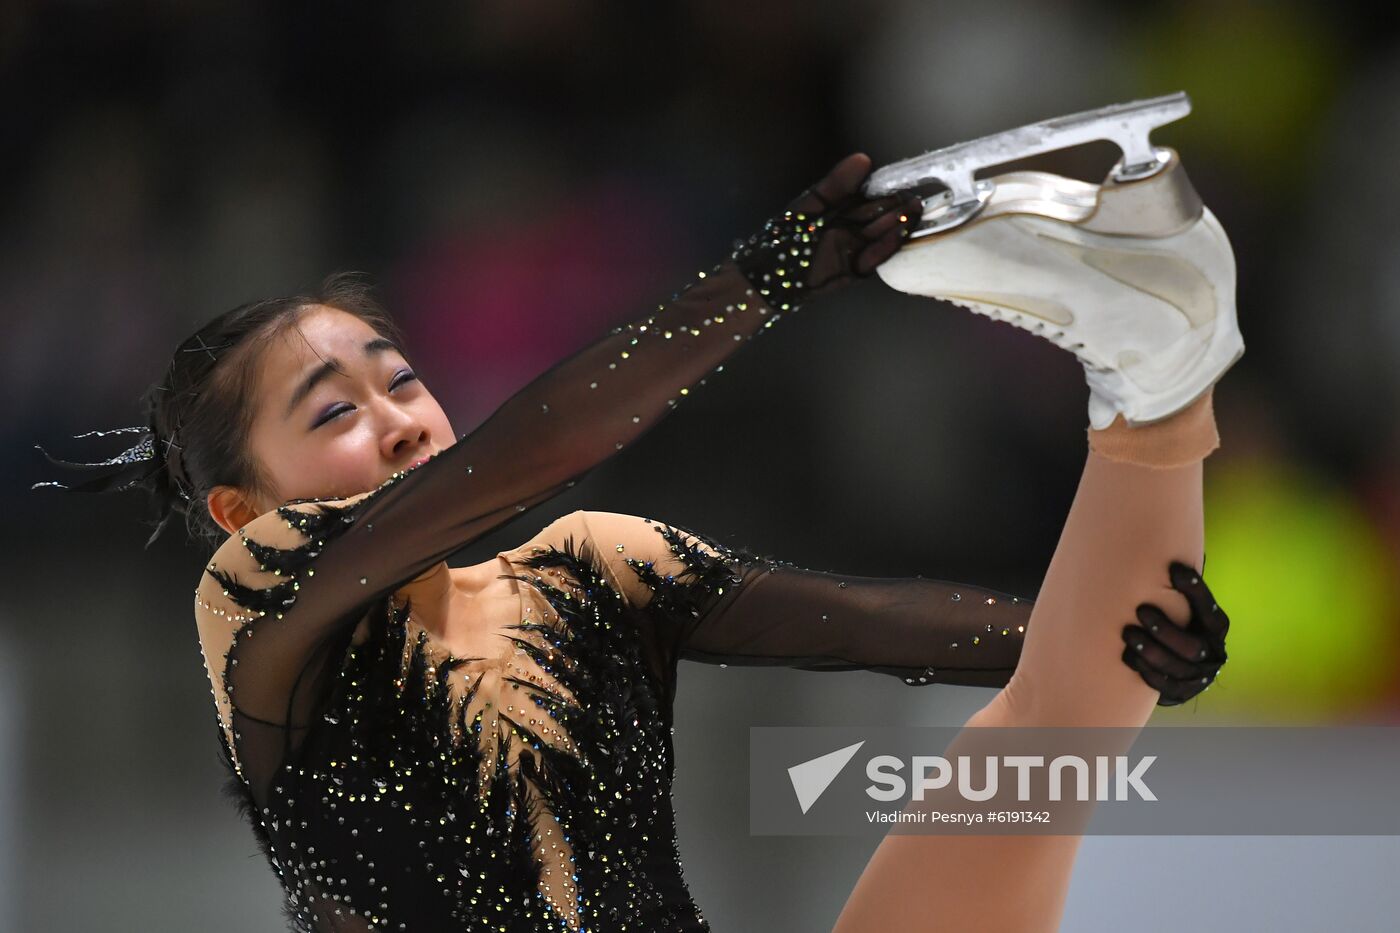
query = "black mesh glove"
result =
(1122, 559, 1231, 706)
(732, 152, 924, 311)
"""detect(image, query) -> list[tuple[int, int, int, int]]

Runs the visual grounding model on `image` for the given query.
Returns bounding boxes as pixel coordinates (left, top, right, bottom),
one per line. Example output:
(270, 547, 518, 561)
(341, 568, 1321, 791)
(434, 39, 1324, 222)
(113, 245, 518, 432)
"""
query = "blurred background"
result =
(4, 0, 1398, 929)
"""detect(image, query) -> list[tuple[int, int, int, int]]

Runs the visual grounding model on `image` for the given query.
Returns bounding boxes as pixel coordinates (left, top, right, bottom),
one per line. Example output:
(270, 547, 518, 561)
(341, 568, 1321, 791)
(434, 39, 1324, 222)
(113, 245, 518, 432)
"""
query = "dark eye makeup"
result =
(311, 370, 419, 429)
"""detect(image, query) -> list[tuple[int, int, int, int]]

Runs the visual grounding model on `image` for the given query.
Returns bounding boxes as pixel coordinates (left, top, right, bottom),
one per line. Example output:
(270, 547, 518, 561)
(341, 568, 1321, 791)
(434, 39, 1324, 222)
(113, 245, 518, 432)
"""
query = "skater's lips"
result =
(394, 451, 438, 476)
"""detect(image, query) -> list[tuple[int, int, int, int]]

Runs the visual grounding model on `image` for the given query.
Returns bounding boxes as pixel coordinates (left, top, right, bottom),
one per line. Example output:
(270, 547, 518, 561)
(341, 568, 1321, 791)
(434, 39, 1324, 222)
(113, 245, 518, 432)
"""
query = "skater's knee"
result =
(964, 685, 1029, 730)
(968, 670, 1151, 730)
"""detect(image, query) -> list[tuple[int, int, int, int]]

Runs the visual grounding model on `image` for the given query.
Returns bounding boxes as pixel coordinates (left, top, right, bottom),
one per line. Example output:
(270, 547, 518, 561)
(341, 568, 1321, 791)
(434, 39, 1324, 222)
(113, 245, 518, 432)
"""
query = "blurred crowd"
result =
(2, 1, 1398, 928)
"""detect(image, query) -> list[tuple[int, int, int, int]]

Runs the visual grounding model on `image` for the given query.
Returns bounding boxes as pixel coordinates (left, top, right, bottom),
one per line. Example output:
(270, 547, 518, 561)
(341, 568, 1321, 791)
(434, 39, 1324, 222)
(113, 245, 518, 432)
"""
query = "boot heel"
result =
(1081, 148, 1204, 239)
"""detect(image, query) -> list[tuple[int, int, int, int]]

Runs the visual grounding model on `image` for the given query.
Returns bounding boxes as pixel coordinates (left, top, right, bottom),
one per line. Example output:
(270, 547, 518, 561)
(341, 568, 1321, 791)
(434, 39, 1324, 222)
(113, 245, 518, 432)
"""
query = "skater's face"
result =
(217, 305, 454, 528)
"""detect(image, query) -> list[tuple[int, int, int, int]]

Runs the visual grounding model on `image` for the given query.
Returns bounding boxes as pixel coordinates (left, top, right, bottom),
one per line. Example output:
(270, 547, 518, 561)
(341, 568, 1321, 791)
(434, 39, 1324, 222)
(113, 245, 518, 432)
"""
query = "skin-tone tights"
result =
(832, 389, 1218, 932)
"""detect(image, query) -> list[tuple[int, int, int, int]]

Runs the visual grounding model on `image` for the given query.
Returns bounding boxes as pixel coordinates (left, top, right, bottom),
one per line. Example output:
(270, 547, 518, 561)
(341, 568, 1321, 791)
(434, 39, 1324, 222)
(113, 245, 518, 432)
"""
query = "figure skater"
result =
(32, 151, 1232, 931)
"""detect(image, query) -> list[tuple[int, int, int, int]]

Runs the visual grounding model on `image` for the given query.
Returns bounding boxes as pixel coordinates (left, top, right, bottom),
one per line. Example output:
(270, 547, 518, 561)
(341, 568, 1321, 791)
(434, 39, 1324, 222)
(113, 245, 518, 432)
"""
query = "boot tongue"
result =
(1087, 384, 1119, 432)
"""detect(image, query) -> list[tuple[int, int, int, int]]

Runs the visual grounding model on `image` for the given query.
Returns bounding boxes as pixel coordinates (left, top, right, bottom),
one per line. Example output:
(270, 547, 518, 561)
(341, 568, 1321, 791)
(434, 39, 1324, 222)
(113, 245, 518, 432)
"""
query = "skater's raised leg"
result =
(835, 104, 1241, 930)
(831, 389, 1222, 933)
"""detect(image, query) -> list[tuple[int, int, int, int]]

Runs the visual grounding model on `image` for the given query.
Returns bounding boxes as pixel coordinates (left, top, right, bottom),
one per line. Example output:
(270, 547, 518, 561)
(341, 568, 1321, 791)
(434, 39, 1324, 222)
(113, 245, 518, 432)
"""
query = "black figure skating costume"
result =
(194, 160, 1223, 931)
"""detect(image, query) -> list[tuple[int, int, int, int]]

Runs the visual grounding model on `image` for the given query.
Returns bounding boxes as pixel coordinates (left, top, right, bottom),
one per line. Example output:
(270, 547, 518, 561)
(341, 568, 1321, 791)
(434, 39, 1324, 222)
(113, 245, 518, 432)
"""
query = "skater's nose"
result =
(378, 401, 434, 465)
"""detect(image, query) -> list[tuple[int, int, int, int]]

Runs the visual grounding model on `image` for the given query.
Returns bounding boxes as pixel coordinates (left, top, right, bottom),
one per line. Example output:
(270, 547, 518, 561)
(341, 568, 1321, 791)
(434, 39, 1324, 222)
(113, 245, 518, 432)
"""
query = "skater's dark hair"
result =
(31, 272, 407, 555)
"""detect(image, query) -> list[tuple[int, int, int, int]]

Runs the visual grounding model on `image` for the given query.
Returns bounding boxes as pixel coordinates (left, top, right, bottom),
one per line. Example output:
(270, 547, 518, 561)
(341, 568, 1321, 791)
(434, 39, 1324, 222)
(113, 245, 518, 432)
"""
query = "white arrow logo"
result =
(788, 741, 866, 814)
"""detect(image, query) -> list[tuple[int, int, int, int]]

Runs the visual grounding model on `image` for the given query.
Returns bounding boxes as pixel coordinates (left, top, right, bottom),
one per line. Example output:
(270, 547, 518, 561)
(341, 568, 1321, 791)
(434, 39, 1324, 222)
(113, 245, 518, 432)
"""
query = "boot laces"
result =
(949, 299, 1111, 373)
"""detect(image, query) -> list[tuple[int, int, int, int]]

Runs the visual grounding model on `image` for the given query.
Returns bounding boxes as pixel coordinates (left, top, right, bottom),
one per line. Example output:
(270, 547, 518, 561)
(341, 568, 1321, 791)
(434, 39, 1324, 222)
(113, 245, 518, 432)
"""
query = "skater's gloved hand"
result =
(1120, 559, 1230, 707)
(731, 152, 924, 310)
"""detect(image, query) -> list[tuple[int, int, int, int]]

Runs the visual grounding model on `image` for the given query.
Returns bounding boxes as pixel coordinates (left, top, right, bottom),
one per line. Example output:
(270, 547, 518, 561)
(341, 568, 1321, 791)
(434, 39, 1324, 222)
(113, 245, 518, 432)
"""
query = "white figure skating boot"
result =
(866, 92, 1243, 429)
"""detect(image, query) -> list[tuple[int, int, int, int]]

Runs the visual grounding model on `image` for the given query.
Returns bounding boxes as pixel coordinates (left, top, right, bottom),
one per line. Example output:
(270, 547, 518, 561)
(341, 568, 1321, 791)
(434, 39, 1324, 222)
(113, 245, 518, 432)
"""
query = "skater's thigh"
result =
(831, 833, 1079, 933)
(831, 697, 1081, 933)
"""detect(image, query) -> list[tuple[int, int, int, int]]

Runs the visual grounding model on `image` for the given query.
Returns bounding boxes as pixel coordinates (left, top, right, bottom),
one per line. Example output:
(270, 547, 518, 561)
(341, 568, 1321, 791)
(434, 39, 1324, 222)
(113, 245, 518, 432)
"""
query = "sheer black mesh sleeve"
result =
(572, 511, 1231, 709)
(574, 510, 1030, 693)
(192, 260, 840, 806)
(192, 154, 929, 806)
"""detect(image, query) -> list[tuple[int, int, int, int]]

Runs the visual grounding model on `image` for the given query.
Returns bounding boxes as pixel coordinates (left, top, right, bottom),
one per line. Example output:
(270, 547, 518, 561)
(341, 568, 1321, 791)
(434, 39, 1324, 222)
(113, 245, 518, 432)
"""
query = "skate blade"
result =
(865, 91, 1192, 237)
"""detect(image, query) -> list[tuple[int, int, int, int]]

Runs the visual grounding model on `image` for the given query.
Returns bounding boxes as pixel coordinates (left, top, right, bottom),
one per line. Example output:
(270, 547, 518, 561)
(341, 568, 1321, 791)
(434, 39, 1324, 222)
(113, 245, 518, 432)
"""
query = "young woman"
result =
(34, 153, 1230, 931)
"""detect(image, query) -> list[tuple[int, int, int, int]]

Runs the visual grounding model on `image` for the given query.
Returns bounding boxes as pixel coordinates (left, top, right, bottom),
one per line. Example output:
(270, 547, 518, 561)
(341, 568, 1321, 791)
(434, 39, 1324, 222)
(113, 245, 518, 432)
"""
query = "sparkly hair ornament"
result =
(31, 422, 191, 549)
(31, 323, 232, 549)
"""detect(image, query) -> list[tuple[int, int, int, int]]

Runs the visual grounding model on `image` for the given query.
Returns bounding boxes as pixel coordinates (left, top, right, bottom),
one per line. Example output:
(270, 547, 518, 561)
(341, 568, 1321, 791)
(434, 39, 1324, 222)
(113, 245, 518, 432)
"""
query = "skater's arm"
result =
(194, 261, 787, 803)
(566, 509, 1227, 698)
(192, 155, 923, 805)
(573, 509, 1028, 688)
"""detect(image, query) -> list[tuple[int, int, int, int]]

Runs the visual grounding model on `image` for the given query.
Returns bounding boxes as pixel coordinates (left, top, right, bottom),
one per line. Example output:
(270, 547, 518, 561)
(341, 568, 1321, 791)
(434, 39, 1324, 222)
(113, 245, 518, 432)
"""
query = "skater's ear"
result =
(207, 483, 266, 536)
